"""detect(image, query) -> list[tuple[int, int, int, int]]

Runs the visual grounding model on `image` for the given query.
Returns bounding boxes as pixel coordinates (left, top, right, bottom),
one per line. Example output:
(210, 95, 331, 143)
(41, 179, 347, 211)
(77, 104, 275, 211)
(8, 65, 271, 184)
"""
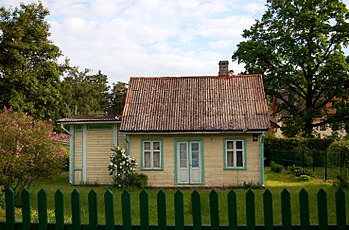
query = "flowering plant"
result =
(0, 107, 65, 194)
(108, 147, 137, 188)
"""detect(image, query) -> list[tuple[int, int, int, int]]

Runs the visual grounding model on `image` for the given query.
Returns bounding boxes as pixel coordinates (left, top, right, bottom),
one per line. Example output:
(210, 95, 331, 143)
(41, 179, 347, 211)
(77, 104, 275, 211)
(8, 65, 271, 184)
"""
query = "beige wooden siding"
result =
(74, 132, 83, 184)
(86, 128, 114, 184)
(117, 131, 127, 149)
(128, 133, 262, 187)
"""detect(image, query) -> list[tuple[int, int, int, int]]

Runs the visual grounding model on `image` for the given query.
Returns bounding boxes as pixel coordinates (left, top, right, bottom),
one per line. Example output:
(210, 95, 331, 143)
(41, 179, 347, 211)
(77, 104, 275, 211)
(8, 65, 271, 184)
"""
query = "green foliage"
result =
(327, 140, 349, 168)
(0, 108, 65, 194)
(60, 65, 111, 116)
(270, 161, 282, 173)
(289, 165, 315, 177)
(108, 147, 147, 188)
(0, 2, 63, 120)
(232, 0, 349, 137)
(109, 81, 128, 116)
(333, 172, 349, 189)
(266, 137, 333, 150)
(295, 175, 311, 182)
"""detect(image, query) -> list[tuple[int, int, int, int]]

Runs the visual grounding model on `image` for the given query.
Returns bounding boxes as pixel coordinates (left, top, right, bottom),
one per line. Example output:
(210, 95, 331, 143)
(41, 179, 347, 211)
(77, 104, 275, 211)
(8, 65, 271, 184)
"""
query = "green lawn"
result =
(1, 168, 348, 226)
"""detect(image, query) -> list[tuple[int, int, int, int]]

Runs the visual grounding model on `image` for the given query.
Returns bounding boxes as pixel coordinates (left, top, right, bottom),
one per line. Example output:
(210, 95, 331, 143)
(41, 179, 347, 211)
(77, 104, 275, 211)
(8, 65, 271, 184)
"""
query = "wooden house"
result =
(120, 61, 270, 187)
(57, 116, 125, 185)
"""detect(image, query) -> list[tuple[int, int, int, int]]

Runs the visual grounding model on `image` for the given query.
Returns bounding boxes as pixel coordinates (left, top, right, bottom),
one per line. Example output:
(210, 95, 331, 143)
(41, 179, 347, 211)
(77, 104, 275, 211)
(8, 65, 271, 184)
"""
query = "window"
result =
(142, 140, 162, 170)
(225, 139, 245, 169)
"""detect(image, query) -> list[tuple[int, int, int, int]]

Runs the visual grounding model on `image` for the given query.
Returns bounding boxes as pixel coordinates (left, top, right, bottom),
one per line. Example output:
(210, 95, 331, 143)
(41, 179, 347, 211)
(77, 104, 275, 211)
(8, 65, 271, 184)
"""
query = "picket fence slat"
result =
(38, 189, 48, 230)
(104, 189, 115, 230)
(281, 188, 291, 230)
(88, 189, 98, 230)
(1, 187, 349, 230)
(191, 190, 201, 230)
(55, 190, 64, 230)
(317, 188, 328, 230)
(263, 189, 273, 230)
(174, 190, 184, 230)
(21, 188, 31, 230)
(210, 190, 219, 229)
(122, 190, 132, 230)
(157, 189, 167, 230)
(140, 189, 149, 230)
(335, 189, 346, 230)
(227, 190, 237, 230)
(299, 188, 310, 230)
(71, 189, 81, 229)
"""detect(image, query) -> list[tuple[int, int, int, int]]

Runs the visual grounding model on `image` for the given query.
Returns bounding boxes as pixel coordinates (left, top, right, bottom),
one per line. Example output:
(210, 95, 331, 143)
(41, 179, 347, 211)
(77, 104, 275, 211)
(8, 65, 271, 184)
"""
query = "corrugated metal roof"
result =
(121, 75, 270, 132)
(57, 115, 121, 123)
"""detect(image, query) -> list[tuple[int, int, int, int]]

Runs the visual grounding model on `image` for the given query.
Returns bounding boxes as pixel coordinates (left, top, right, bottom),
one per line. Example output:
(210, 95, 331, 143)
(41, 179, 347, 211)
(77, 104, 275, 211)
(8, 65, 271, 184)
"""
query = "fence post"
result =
(104, 190, 115, 230)
(55, 190, 64, 230)
(21, 188, 31, 230)
(5, 188, 15, 230)
(299, 189, 309, 230)
(71, 189, 81, 229)
(88, 189, 98, 230)
(210, 190, 219, 230)
(157, 190, 167, 230)
(122, 190, 132, 230)
(140, 190, 149, 230)
(335, 189, 346, 230)
(174, 190, 184, 230)
(227, 190, 237, 230)
(281, 189, 291, 230)
(317, 189, 328, 230)
(246, 189, 255, 230)
(263, 189, 273, 230)
(191, 190, 201, 230)
(38, 189, 48, 230)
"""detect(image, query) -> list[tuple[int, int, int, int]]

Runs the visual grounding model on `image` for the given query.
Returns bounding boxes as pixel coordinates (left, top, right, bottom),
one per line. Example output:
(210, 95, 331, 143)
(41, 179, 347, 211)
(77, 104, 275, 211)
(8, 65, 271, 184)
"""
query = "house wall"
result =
(128, 133, 263, 187)
(72, 123, 126, 185)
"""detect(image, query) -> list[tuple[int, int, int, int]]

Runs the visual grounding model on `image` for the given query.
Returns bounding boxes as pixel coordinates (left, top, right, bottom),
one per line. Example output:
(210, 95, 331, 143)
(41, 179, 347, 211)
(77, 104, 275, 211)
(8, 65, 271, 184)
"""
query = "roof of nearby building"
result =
(57, 115, 121, 123)
(121, 75, 270, 133)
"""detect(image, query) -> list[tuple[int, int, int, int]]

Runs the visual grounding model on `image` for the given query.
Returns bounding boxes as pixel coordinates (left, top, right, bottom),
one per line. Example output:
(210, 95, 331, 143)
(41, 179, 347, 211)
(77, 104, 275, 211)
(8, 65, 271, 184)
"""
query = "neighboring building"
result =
(120, 61, 270, 187)
(57, 115, 125, 185)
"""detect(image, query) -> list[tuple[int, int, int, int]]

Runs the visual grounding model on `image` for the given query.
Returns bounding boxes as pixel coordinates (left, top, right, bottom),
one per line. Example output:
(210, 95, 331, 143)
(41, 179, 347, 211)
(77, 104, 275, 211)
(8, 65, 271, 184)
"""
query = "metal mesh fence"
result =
(267, 148, 348, 180)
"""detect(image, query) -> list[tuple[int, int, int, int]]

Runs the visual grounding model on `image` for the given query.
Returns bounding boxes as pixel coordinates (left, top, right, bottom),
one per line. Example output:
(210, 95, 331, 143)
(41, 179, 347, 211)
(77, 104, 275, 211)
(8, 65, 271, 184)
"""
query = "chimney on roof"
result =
(218, 60, 229, 76)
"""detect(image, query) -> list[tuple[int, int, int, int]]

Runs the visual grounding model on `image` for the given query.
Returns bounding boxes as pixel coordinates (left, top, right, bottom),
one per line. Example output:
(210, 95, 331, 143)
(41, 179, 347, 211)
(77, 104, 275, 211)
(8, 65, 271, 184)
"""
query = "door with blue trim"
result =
(177, 141, 201, 184)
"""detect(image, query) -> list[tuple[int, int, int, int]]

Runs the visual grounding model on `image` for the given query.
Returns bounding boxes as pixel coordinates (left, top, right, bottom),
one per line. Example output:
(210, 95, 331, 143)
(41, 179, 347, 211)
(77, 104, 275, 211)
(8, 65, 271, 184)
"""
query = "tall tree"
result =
(61, 66, 110, 116)
(0, 2, 63, 120)
(109, 81, 128, 116)
(232, 0, 349, 137)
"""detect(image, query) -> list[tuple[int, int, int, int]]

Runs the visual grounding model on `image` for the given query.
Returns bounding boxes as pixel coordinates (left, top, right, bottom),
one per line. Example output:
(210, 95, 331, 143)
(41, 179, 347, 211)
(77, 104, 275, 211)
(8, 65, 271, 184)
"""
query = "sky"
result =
(1, 0, 344, 85)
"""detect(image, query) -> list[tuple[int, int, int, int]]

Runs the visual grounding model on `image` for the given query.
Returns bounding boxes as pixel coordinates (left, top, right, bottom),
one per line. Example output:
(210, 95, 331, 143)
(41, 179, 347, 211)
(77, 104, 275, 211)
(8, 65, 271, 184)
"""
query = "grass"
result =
(1, 168, 348, 226)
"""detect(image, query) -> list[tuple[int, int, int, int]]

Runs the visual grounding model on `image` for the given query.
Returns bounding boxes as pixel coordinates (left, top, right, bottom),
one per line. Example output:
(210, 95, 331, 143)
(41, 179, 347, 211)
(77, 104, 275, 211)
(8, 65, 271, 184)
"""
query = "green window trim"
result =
(223, 138, 247, 170)
(88, 124, 113, 130)
(140, 138, 164, 171)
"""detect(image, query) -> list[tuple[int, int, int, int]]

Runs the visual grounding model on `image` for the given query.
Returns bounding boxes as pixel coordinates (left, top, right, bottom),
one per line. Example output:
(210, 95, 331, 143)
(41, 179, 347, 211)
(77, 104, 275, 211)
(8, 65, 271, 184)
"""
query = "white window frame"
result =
(141, 140, 162, 170)
(224, 139, 246, 169)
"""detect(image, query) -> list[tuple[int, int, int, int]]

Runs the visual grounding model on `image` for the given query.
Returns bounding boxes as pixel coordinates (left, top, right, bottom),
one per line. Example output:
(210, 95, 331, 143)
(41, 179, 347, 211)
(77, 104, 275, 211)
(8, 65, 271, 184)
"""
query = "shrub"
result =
(0, 108, 65, 195)
(327, 140, 349, 168)
(270, 161, 283, 173)
(295, 175, 310, 182)
(333, 172, 349, 189)
(129, 173, 148, 188)
(108, 147, 148, 188)
(289, 165, 314, 177)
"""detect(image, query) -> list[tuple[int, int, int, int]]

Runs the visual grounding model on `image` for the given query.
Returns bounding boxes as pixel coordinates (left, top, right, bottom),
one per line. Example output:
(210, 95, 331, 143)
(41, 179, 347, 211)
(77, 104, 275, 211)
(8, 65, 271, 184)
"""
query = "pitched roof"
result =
(57, 115, 121, 123)
(120, 75, 270, 133)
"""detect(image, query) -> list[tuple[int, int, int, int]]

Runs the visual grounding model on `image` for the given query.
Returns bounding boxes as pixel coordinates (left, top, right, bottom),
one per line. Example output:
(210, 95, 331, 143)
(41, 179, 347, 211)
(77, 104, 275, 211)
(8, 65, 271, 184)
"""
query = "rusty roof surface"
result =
(121, 75, 270, 132)
(57, 115, 121, 123)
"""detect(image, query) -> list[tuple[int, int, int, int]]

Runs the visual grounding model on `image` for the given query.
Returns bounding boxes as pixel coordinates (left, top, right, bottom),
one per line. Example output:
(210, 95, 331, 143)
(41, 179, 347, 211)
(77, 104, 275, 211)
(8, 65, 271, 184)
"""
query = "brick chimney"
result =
(218, 60, 229, 76)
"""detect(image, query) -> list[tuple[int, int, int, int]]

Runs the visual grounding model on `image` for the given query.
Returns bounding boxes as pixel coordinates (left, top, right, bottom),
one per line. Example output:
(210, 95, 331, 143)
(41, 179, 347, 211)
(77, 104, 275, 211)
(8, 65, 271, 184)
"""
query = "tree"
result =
(0, 107, 65, 194)
(232, 0, 349, 137)
(61, 65, 111, 116)
(109, 81, 128, 116)
(0, 2, 63, 121)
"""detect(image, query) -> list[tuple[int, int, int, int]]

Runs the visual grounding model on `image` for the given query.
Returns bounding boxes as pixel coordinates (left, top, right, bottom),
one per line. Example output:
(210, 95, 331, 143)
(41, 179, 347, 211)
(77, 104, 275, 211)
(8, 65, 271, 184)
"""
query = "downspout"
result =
(60, 123, 75, 185)
(124, 134, 130, 155)
(260, 132, 266, 187)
